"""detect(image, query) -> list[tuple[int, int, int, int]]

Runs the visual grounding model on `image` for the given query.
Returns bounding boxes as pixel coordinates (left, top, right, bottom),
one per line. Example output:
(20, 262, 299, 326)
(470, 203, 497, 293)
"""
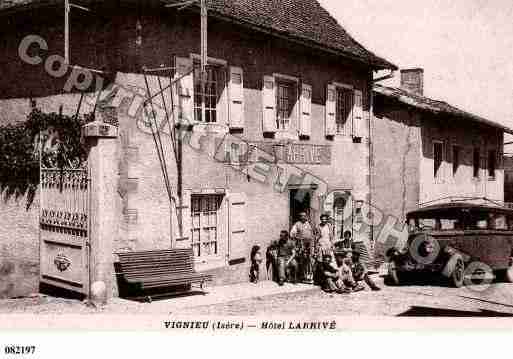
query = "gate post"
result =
(83, 121, 119, 303)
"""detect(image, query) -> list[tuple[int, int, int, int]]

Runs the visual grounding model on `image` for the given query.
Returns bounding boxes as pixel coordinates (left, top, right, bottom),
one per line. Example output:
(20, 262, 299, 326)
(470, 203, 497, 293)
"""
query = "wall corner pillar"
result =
(82, 121, 119, 303)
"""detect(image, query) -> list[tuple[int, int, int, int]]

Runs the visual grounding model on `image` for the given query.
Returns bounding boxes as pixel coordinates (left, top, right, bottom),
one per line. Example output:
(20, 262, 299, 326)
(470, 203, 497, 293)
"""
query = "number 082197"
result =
(4, 346, 36, 355)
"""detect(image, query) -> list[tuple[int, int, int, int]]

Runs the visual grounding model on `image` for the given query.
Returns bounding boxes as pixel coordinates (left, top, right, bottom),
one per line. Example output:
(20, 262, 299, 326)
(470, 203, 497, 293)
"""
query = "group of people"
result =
(250, 211, 381, 293)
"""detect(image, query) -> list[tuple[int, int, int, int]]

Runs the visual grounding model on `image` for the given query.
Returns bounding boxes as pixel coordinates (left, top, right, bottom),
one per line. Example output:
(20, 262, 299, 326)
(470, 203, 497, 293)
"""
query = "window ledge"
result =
(192, 123, 229, 134)
(333, 134, 353, 142)
(274, 131, 299, 141)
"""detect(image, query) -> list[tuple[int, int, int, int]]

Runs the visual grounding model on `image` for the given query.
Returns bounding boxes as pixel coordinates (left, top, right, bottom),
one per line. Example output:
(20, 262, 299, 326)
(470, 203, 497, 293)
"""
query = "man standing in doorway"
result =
(276, 230, 298, 285)
(291, 212, 316, 284)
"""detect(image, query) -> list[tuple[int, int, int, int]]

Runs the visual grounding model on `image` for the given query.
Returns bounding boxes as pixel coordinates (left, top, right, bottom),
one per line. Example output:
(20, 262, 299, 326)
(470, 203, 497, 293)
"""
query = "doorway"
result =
(289, 189, 312, 228)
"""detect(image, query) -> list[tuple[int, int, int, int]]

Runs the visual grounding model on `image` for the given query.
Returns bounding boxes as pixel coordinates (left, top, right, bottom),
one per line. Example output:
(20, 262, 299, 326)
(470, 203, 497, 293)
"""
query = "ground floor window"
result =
(191, 194, 222, 257)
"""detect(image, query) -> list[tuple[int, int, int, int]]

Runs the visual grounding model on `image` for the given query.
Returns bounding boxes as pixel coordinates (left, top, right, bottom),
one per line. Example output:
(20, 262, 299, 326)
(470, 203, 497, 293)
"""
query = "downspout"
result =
(368, 73, 374, 249)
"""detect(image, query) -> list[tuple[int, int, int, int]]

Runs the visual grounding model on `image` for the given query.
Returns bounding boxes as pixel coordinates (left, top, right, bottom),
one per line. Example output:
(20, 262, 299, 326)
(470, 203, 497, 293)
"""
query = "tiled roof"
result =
(373, 83, 513, 134)
(0, 0, 397, 70)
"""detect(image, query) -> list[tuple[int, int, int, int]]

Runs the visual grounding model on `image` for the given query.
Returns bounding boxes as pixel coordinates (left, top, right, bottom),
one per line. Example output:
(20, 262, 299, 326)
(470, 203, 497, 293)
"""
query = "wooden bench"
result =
(116, 248, 213, 301)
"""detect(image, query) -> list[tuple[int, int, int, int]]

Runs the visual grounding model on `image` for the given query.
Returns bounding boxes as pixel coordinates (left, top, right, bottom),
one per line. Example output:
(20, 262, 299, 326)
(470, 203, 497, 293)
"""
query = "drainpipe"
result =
(368, 73, 374, 250)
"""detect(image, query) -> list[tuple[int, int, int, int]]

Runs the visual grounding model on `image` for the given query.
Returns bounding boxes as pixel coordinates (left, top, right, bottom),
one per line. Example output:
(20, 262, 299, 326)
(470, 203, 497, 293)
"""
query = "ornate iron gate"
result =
(39, 167, 90, 295)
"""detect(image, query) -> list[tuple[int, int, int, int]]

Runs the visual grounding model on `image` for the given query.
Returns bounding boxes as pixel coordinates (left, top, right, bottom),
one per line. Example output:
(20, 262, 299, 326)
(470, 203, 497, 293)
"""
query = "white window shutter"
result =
(229, 66, 244, 129)
(262, 75, 277, 132)
(300, 83, 312, 137)
(228, 192, 247, 262)
(325, 84, 336, 136)
(175, 56, 194, 125)
(175, 189, 192, 248)
(353, 89, 363, 138)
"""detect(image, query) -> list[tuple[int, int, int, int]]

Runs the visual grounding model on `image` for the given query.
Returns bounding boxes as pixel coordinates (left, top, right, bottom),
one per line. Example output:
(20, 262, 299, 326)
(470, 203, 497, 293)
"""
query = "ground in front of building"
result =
(1, 275, 513, 317)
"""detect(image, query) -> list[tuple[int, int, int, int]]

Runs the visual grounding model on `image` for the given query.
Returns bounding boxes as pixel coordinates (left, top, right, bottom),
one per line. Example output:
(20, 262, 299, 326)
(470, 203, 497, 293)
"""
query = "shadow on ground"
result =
(397, 305, 513, 317)
(126, 290, 208, 303)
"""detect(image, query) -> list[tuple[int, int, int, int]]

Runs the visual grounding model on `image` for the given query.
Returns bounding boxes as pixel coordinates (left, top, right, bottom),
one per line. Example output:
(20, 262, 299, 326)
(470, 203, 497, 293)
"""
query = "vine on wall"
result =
(0, 108, 93, 208)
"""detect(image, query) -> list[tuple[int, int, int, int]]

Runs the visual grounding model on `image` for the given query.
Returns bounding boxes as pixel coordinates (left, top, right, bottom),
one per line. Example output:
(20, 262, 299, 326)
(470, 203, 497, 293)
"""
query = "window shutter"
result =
(262, 75, 277, 132)
(228, 66, 244, 129)
(175, 56, 194, 125)
(175, 189, 192, 248)
(299, 83, 312, 137)
(325, 84, 336, 136)
(228, 192, 247, 262)
(353, 89, 363, 138)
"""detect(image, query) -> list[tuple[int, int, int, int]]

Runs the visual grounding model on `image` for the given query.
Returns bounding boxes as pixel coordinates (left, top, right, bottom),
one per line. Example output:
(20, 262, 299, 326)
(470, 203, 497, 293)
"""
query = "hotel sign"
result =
(275, 143, 331, 165)
(217, 140, 332, 165)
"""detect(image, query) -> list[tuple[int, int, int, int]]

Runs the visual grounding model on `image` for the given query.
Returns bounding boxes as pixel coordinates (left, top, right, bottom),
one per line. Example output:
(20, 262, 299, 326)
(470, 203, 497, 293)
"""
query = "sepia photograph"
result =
(0, 0, 513, 339)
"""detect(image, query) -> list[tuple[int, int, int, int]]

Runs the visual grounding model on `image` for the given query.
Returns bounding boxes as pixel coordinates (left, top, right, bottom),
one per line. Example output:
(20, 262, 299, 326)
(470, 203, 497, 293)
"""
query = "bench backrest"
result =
(117, 248, 196, 279)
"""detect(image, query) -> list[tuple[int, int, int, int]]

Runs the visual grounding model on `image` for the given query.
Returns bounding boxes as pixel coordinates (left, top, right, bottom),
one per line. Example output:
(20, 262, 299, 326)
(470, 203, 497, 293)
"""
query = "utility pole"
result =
(200, 0, 208, 121)
(64, 0, 70, 64)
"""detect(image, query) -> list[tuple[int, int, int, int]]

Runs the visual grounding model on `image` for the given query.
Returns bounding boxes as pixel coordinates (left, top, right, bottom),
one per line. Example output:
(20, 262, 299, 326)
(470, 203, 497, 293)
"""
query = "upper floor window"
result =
(335, 87, 353, 135)
(488, 149, 497, 179)
(276, 79, 297, 130)
(193, 62, 226, 123)
(473, 147, 480, 178)
(452, 145, 461, 176)
(433, 141, 444, 179)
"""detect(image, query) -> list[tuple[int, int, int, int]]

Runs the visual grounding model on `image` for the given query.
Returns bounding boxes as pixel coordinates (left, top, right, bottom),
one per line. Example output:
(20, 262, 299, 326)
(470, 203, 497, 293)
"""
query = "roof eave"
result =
(373, 85, 513, 135)
(200, 7, 397, 70)
(1, 0, 397, 71)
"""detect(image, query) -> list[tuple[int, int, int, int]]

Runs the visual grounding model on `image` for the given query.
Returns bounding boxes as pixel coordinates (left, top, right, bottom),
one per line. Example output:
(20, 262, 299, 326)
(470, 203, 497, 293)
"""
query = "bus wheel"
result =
(505, 259, 513, 283)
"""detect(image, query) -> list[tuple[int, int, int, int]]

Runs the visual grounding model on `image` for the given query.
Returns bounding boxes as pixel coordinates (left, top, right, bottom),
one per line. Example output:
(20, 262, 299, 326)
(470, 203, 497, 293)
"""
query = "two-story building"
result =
(372, 68, 513, 259)
(0, 0, 396, 297)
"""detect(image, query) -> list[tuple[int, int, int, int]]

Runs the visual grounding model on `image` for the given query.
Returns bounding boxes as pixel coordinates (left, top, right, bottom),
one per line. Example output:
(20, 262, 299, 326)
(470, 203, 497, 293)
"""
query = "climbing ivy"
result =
(0, 108, 93, 208)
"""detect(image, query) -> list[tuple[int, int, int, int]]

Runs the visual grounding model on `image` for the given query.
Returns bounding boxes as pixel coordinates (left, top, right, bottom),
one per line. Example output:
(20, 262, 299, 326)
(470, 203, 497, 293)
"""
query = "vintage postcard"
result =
(1, 0, 513, 342)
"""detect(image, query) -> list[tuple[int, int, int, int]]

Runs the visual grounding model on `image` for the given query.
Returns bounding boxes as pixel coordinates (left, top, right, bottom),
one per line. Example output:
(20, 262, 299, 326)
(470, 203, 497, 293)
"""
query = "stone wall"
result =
(0, 192, 39, 298)
(372, 97, 421, 259)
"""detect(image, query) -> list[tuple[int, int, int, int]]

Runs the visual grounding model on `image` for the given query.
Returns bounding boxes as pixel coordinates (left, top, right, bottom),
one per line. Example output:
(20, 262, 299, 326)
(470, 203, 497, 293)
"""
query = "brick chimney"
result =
(400, 68, 424, 96)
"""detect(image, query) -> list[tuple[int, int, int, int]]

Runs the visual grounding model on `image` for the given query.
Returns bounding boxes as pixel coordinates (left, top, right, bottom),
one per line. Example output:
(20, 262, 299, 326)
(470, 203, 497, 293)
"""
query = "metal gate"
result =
(39, 167, 90, 295)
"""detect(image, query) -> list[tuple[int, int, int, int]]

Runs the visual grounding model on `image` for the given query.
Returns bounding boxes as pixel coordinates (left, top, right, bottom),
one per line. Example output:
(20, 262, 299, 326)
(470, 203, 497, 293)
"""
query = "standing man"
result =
(291, 212, 316, 284)
(276, 230, 298, 285)
(317, 213, 335, 259)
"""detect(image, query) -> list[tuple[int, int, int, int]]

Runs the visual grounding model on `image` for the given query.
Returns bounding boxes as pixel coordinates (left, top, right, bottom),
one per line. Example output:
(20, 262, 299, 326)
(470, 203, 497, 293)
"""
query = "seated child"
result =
(250, 245, 263, 283)
(351, 247, 381, 291)
(334, 249, 364, 292)
(320, 253, 351, 294)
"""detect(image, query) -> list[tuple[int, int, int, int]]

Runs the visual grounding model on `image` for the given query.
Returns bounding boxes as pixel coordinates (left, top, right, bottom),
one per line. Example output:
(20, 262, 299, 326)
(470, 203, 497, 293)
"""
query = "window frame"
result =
(273, 73, 299, 132)
(433, 140, 445, 181)
(190, 194, 223, 259)
(332, 82, 354, 136)
(190, 54, 228, 124)
(488, 149, 497, 180)
(473, 147, 481, 179)
(452, 144, 461, 178)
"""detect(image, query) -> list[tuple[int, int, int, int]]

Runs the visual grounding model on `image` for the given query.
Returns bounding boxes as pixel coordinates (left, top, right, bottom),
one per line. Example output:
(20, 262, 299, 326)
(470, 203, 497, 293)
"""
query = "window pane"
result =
(434, 142, 443, 178)
(190, 194, 222, 257)
(193, 64, 221, 123)
(336, 88, 352, 134)
(452, 146, 460, 176)
(488, 150, 496, 177)
(473, 148, 480, 178)
(276, 80, 295, 130)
